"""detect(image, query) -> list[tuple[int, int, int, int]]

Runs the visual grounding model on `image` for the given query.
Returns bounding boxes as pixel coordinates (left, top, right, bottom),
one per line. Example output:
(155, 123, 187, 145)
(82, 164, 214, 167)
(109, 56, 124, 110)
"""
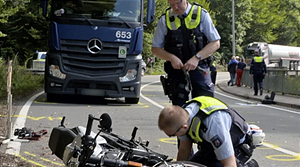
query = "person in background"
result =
(227, 56, 238, 86)
(158, 96, 259, 167)
(250, 49, 268, 96)
(236, 57, 247, 87)
(210, 62, 217, 85)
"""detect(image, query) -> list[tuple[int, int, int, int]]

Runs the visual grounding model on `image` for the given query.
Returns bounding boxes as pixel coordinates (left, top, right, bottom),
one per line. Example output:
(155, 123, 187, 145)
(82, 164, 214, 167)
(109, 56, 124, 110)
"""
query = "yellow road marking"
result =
(19, 152, 65, 166)
(16, 154, 47, 167)
(266, 154, 300, 161)
(24, 151, 36, 157)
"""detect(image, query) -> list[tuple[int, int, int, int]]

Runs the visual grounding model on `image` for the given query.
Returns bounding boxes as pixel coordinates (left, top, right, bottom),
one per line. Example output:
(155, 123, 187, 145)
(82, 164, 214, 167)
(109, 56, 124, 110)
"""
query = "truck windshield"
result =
(245, 50, 254, 57)
(51, 0, 141, 23)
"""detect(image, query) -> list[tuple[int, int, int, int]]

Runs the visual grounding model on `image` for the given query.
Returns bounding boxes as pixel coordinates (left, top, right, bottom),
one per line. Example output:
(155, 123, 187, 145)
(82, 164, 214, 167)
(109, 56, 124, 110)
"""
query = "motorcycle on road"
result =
(48, 113, 205, 167)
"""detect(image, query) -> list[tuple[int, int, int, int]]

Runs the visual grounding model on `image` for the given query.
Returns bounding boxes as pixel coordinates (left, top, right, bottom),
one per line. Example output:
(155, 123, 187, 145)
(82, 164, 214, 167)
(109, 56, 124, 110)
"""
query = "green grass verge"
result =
(0, 62, 44, 102)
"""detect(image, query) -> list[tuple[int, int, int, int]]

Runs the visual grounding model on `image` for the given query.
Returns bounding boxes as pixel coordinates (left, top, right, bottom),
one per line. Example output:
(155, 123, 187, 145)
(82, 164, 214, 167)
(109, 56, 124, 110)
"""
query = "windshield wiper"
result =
(70, 14, 94, 26)
(96, 16, 131, 28)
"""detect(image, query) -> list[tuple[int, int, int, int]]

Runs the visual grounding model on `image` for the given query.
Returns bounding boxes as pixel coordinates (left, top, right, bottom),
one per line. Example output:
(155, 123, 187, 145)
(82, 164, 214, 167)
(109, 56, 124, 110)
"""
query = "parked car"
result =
(32, 51, 47, 71)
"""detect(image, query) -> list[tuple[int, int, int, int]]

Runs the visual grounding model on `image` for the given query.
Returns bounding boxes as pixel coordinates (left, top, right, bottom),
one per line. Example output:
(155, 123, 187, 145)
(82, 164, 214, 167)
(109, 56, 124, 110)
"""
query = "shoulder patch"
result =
(210, 135, 223, 148)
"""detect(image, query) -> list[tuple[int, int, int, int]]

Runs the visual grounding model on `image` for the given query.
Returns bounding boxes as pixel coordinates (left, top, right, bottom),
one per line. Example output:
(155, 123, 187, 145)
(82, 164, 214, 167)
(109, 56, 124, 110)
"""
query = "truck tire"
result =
(47, 93, 60, 102)
(125, 97, 139, 104)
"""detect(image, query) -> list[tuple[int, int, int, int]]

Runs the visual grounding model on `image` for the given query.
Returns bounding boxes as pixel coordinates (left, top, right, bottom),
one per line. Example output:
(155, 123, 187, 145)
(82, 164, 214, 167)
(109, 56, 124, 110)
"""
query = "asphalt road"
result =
(6, 72, 300, 167)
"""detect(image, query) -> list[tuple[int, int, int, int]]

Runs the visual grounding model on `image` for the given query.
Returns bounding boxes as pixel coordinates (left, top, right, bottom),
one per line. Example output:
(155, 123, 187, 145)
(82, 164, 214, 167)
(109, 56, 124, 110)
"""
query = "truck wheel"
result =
(125, 97, 139, 104)
(47, 93, 60, 102)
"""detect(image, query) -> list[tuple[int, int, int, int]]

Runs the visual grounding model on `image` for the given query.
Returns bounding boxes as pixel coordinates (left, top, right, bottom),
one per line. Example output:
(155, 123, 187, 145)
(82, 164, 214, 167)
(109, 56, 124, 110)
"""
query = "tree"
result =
(0, 0, 30, 37)
(0, 1, 48, 64)
(209, 0, 252, 65)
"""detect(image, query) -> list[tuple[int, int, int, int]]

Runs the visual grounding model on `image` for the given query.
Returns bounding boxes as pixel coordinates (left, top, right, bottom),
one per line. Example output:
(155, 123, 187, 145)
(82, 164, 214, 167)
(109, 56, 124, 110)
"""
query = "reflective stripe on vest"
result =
(254, 56, 263, 63)
(166, 5, 201, 30)
(187, 96, 228, 143)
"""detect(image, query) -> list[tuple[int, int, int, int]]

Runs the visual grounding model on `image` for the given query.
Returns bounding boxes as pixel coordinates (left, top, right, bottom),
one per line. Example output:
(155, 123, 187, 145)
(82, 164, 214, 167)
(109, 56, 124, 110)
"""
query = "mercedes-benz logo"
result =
(87, 38, 102, 54)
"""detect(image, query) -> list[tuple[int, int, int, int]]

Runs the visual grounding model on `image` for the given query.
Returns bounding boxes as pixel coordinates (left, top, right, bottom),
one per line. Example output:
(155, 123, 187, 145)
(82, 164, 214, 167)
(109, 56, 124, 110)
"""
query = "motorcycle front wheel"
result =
(157, 161, 206, 167)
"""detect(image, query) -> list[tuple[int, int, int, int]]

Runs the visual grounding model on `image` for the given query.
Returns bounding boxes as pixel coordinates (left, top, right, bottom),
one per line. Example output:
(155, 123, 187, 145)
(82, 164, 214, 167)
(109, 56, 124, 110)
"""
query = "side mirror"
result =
(40, 0, 48, 17)
(146, 0, 155, 24)
(99, 113, 112, 132)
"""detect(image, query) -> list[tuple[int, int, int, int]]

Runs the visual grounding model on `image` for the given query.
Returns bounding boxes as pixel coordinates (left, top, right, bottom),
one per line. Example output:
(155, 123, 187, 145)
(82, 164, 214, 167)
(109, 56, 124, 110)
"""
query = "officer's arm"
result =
(152, 47, 183, 69)
(262, 60, 267, 74)
(220, 155, 237, 167)
(152, 47, 176, 62)
(176, 140, 192, 161)
(195, 40, 220, 60)
(184, 40, 220, 71)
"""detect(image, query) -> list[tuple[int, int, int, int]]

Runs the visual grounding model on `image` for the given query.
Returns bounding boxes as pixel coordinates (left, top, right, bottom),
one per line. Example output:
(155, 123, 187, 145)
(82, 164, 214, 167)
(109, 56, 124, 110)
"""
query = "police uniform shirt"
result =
(178, 102, 234, 161)
(152, 3, 221, 48)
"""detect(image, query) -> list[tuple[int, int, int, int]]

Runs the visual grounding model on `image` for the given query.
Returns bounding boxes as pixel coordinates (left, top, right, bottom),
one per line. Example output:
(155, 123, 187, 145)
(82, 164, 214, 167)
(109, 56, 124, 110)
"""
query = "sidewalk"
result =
(217, 81, 300, 110)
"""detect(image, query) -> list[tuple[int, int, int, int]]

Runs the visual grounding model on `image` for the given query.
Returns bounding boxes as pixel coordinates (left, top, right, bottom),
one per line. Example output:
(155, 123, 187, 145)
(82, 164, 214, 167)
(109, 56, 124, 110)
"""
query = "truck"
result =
(244, 42, 300, 69)
(40, 0, 155, 103)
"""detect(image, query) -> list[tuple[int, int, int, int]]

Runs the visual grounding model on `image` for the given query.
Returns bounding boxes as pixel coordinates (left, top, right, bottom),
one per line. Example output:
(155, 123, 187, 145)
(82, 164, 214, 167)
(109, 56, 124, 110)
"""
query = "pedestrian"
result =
(158, 96, 259, 167)
(210, 62, 217, 85)
(249, 49, 268, 96)
(227, 56, 238, 86)
(152, 0, 220, 107)
(236, 57, 247, 87)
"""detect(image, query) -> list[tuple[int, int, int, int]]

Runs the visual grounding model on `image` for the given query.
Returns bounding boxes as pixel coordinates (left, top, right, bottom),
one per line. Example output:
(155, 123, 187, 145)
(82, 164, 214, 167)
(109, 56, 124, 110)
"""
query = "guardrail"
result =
(241, 68, 300, 96)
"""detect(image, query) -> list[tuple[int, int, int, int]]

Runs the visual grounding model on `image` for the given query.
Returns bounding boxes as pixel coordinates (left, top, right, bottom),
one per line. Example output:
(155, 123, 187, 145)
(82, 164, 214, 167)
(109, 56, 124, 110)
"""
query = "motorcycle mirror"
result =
(99, 113, 112, 131)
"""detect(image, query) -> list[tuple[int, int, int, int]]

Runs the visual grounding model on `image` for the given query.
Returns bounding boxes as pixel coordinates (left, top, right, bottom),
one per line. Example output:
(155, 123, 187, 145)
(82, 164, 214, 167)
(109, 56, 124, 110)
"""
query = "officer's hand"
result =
(265, 73, 268, 77)
(184, 56, 199, 71)
(170, 56, 183, 69)
(249, 74, 252, 77)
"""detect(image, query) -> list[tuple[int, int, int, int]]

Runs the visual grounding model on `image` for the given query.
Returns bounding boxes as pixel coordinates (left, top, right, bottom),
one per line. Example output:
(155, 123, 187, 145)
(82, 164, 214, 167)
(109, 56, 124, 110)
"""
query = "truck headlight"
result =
(119, 69, 137, 82)
(49, 65, 66, 79)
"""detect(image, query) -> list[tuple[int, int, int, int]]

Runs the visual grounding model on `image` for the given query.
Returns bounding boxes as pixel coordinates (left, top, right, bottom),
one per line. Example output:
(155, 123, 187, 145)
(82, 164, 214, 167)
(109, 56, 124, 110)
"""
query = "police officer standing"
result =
(152, 0, 220, 107)
(249, 49, 268, 96)
(158, 96, 259, 167)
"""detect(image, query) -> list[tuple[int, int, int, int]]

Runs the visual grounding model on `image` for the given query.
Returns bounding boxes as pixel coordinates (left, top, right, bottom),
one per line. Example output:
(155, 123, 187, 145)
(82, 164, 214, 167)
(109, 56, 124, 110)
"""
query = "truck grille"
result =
(60, 39, 130, 76)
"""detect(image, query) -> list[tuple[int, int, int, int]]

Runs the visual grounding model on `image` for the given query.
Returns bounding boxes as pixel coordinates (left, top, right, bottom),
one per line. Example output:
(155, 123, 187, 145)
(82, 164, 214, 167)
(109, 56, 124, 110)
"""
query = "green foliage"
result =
(0, 62, 44, 101)
(0, 1, 48, 65)
(0, 0, 299, 74)
(0, 0, 30, 37)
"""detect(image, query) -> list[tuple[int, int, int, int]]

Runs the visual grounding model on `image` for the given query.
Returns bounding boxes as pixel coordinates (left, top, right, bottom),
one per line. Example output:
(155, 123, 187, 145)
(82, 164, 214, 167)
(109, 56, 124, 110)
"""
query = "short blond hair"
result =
(158, 105, 188, 130)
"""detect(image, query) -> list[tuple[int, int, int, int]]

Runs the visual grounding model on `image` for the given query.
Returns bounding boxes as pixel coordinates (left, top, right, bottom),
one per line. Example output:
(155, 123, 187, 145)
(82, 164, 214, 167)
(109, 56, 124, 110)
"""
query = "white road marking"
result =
(5, 91, 44, 155)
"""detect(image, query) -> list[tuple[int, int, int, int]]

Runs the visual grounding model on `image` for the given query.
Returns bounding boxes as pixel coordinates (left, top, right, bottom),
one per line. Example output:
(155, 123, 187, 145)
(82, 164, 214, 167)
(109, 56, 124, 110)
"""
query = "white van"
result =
(32, 52, 47, 71)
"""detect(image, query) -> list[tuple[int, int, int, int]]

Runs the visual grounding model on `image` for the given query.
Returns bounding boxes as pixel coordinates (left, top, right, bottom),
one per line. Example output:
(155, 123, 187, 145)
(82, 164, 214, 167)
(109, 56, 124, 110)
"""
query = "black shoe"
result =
(254, 93, 258, 96)
(260, 89, 263, 96)
(228, 81, 230, 86)
(246, 159, 259, 167)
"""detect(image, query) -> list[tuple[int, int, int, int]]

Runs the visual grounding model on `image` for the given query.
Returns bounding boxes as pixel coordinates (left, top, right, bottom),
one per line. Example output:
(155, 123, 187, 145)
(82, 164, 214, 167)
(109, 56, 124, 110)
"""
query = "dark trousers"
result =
(253, 72, 264, 94)
(210, 71, 217, 85)
(228, 73, 236, 86)
(189, 149, 223, 167)
(171, 65, 214, 106)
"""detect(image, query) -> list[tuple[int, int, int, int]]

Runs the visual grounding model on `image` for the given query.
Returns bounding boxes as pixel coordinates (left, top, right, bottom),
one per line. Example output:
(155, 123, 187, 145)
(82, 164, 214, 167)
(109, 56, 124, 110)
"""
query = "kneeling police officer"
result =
(158, 96, 259, 167)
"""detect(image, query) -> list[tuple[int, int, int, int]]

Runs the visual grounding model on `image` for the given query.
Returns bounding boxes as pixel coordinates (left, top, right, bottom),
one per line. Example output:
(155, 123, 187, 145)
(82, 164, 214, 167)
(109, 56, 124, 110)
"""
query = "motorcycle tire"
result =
(157, 161, 206, 167)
